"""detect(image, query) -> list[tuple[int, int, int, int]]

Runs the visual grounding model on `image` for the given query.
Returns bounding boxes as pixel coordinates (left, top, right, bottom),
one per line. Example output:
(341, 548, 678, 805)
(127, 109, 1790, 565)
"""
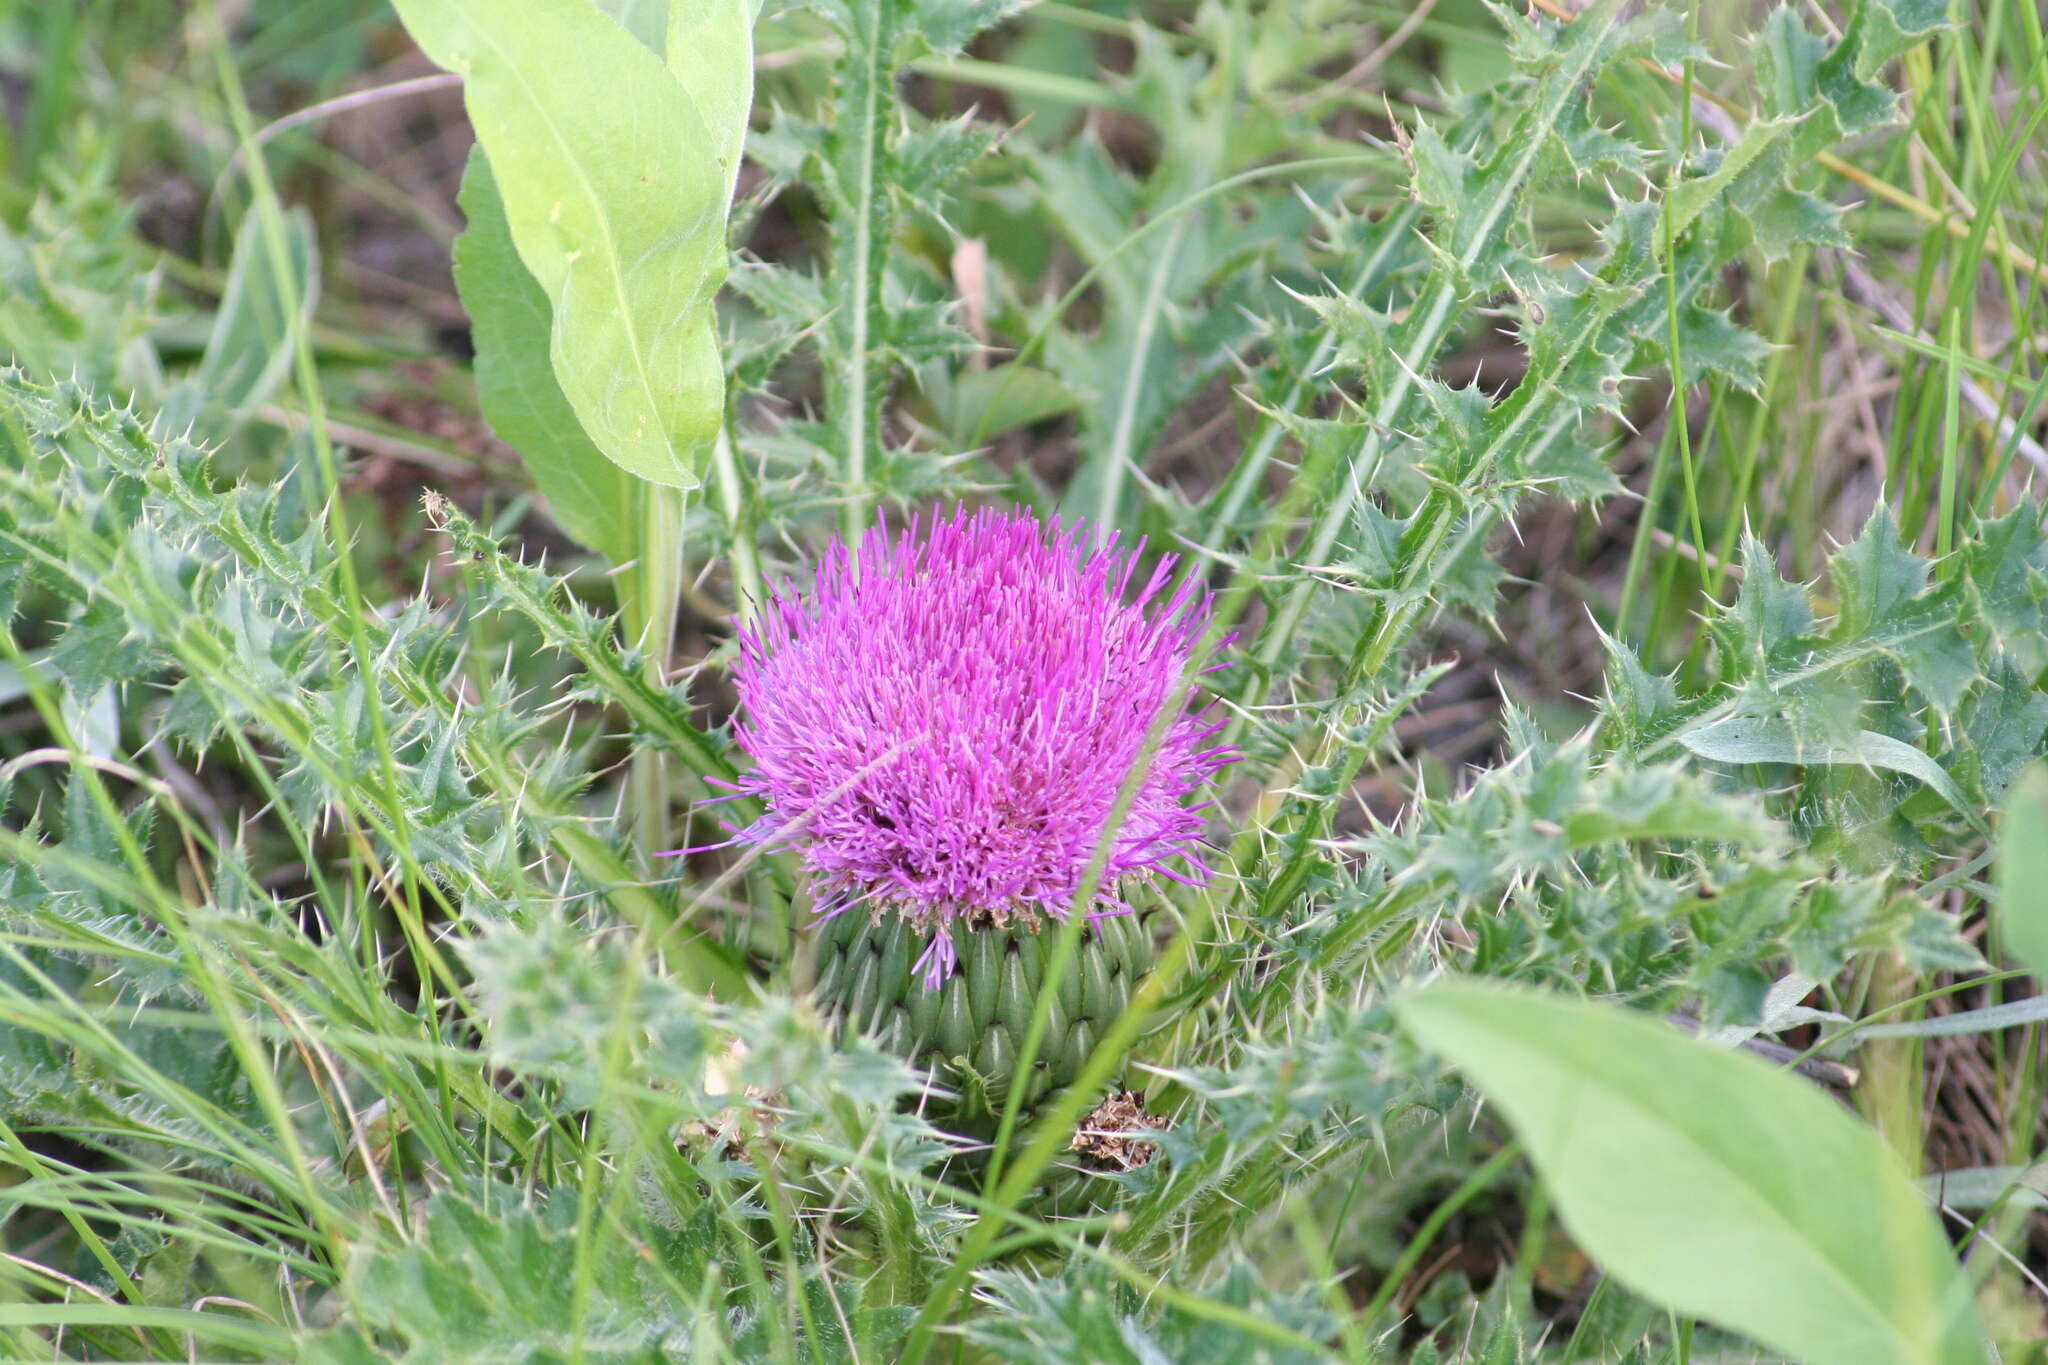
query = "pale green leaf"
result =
(1919, 1164, 2048, 1213)
(668, 0, 755, 202)
(453, 150, 631, 563)
(924, 363, 1079, 445)
(1996, 762, 2048, 982)
(1396, 978, 1989, 1365)
(196, 205, 317, 414)
(1857, 995, 2048, 1039)
(1680, 714, 1969, 814)
(392, 0, 734, 488)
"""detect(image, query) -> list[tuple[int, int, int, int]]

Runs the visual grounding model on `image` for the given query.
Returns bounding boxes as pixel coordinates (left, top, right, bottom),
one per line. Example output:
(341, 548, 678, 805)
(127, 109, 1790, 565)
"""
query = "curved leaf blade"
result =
(394, 0, 729, 488)
(197, 205, 317, 414)
(453, 150, 632, 562)
(1679, 713, 1969, 813)
(1395, 978, 1987, 1365)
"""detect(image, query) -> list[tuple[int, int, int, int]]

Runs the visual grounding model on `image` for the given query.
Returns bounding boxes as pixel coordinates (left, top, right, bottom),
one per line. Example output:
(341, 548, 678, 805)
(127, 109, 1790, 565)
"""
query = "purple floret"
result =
(722, 506, 1233, 987)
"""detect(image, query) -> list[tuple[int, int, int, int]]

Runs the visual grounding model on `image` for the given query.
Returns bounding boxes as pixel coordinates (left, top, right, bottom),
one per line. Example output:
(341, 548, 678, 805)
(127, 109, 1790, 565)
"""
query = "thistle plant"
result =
(716, 506, 1229, 1119)
(5, 1, 2046, 1361)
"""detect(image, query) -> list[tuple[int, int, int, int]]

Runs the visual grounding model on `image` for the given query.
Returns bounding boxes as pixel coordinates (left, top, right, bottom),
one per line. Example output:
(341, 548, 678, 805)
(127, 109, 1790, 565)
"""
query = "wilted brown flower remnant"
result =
(1070, 1090, 1164, 1173)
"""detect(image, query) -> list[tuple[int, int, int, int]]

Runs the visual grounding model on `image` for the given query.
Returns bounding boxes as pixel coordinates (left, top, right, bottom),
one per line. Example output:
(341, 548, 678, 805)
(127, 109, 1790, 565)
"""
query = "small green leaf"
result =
(1852, 0, 1955, 79)
(1824, 505, 1976, 717)
(1961, 504, 2048, 673)
(910, 0, 1035, 57)
(1594, 623, 1680, 747)
(1830, 505, 1927, 638)
(1740, 185, 1851, 260)
(1664, 115, 1795, 241)
(47, 600, 150, 698)
(1754, 4, 1827, 120)
(1396, 979, 1989, 1365)
(895, 112, 1005, 212)
(1725, 535, 1814, 659)
(196, 205, 317, 414)
(1998, 762, 2048, 981)
(1680, 713, 1969, 814)
(1670, 301, 1770, 389)
(1409, 124, 1478, 236)
(924, 363, 1079, 445)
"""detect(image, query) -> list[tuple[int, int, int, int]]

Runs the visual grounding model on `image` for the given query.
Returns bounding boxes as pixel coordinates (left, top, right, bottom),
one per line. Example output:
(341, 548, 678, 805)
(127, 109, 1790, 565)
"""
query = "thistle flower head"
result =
(723, 506, 1231, 987)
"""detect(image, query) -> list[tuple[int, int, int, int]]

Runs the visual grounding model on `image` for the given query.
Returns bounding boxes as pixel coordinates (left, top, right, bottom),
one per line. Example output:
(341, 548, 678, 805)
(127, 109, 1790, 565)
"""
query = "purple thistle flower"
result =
(722, 506, 1234, 988)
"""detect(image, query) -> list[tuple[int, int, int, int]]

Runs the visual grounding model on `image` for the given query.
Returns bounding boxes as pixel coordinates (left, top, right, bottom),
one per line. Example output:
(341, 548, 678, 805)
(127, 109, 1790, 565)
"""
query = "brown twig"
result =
(1666, 1014, 1861, 1090)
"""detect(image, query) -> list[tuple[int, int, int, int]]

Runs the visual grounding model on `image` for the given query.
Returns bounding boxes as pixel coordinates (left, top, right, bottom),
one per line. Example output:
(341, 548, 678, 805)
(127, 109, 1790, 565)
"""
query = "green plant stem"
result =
(1220, 3, 1630, 749)
(1703, 245, 1811, 601)
(1089, 208, 1191, 532)
(830, 0, 898, 541)
(711, 423, 764, 619)
(622, 481, 687, 863)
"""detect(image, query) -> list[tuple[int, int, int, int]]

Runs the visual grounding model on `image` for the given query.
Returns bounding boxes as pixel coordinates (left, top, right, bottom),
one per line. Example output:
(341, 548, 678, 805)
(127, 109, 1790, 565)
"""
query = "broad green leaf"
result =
(1998, 762, 2048, 981)
(1396, 979, 1988, 1365)
(392, 0, 735, 488)
(196, 205, 317, 413)
(667, 0, 754, 202)
(1679, 713, 1969, 814)
(452, 150, 630, 563)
